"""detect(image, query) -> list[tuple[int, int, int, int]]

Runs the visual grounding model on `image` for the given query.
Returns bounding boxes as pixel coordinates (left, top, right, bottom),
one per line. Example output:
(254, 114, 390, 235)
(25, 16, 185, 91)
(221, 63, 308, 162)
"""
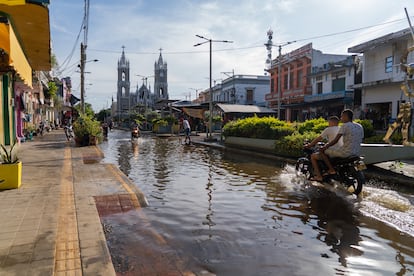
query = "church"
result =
(112, 47, 168, 120)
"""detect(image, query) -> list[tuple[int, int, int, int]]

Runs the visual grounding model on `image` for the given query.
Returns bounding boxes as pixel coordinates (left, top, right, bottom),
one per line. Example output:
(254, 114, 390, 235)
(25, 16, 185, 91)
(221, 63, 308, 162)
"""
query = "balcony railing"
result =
(304, 90, 353, 103)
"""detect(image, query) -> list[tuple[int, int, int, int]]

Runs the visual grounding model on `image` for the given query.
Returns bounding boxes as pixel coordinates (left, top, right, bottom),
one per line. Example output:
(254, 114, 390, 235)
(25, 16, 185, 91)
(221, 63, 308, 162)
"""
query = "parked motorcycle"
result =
(295, 143, 366, 195)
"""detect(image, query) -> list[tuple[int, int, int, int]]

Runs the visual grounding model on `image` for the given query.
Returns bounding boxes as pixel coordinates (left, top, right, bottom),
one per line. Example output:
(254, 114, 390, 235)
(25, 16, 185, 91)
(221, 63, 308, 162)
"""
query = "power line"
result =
(86, 17, 410, 57)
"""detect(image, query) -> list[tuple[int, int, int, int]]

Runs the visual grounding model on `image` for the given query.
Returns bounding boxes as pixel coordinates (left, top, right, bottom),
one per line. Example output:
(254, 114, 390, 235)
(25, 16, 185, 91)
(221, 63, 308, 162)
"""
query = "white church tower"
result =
(154, 49, 168, 100)
(117, 46, 130, 118)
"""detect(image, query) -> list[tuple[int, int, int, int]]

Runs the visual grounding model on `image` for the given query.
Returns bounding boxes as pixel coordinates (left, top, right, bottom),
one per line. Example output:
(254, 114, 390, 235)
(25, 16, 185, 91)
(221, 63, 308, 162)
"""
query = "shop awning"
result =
(0, 21, 32, 86)
(0, 1, 51, 71)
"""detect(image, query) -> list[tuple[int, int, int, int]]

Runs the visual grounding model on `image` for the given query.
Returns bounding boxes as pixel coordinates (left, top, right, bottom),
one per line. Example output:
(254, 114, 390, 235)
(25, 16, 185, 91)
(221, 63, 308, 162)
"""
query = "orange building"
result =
(266, 43, 353, 122)
(265, 43, 313, 121)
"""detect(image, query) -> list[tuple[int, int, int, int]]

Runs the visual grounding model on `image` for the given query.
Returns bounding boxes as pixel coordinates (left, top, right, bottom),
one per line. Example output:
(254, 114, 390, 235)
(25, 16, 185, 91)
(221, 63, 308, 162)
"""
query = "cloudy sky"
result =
(50, 0, 414, 111)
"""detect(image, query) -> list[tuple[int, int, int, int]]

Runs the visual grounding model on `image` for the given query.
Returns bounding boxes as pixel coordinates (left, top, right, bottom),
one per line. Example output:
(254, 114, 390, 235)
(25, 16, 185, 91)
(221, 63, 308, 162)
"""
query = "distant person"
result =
(183, 117, 191, 144)
(305, 116, 342, 182)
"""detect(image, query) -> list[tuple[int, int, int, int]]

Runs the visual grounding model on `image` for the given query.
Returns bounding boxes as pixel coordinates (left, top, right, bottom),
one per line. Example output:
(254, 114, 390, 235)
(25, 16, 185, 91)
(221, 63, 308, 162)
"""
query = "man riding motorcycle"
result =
(317, 109, 364, 182)
(305, 116, 342, 182)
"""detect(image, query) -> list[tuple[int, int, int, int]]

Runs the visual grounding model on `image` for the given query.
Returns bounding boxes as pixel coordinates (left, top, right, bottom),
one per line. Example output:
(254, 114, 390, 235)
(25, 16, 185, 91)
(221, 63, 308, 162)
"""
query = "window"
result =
(385, 56, 393, 73)
(284, 74, 288, 89)
(246, 89, 254, 103)
(289, 72, 294, 89)
(297, 70, 303, 87)
(317, 82, 323, 94)
(332, 78, 345, 91)
(271, 79, 274, 93)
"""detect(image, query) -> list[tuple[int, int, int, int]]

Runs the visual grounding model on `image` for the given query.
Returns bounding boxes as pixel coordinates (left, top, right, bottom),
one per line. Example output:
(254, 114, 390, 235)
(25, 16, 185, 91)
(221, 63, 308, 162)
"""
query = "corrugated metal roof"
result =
(217, 104, 276, 114)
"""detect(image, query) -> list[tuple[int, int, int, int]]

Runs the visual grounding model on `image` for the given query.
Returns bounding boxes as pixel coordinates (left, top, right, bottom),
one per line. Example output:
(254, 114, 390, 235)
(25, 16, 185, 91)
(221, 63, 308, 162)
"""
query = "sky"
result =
(49, 0, 414, 112)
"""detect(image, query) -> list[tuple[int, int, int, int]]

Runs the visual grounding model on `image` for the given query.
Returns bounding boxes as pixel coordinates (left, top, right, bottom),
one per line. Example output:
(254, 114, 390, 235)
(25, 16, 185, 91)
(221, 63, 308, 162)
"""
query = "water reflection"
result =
(203, 152, 216, 234)
(100, 130, 414, 275)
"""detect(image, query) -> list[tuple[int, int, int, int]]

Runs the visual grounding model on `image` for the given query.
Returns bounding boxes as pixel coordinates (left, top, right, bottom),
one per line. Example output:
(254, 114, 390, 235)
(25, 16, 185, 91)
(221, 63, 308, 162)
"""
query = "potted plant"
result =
(73, 114, 103, 146)
(0, 139, 22, 189)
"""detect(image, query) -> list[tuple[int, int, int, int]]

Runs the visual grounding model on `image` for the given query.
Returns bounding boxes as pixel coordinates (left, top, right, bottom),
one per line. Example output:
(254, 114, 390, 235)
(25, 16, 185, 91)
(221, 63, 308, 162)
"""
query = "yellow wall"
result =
(0, 75, 3, 146)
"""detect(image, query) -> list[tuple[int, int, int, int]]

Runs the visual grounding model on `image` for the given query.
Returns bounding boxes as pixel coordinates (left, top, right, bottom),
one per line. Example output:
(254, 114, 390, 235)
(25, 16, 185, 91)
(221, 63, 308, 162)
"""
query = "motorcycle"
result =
(64, 125, 74, 141)
(131, 126, 140, 140)
(295, 142, 366, 196)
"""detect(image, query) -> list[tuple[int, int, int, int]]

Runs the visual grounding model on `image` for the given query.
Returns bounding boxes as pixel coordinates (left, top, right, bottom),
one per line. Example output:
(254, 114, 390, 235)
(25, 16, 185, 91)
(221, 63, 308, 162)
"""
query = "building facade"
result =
(0, 2, 51, 145)
(265, 43, 353, 121)
(198, 74, 270, 107)
(348, 28, 414, 130)
(305, 55, 358, 119)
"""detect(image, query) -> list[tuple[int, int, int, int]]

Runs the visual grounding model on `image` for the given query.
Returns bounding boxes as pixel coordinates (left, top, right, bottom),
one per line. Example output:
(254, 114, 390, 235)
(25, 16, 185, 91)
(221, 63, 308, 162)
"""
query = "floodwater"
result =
(99, 130, 414, 275)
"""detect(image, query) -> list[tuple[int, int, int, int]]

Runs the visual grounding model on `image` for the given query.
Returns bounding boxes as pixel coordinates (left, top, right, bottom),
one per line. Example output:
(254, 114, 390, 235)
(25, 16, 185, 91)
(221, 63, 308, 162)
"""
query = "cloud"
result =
(50, 0, 414, 111)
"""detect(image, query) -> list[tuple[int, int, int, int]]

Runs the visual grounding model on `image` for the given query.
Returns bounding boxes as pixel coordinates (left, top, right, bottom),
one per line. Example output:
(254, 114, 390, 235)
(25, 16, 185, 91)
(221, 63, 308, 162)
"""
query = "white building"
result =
(305, 55, 358, 118)
(200, 74, 270, 107)
(348, 28, 414, 130)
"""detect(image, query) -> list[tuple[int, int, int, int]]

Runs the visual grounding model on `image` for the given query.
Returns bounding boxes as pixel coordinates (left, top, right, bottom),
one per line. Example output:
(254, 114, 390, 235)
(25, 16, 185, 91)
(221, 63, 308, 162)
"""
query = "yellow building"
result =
(0, 0, 51, 145)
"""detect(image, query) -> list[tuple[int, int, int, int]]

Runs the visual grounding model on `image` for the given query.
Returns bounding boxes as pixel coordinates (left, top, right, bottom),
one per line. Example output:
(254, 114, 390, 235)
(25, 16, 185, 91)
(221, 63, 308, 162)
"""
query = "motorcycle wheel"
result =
(295, 158, 311, 179)
(346, 169, 364, 195)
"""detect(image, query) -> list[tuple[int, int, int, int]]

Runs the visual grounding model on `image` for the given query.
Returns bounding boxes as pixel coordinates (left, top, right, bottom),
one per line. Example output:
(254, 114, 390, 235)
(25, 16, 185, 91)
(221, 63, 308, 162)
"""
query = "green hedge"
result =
(222, 116, 295, 140)
(223, 116, 381, 157)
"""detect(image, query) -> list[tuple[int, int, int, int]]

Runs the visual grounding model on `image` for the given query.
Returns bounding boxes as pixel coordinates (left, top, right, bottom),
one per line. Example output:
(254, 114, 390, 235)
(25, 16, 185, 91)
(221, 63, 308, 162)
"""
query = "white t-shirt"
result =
(320, 126, 342, 150)
(183, 119, 190, 130)
(328, 122, 363, 158)
(338, 121, 364, 156)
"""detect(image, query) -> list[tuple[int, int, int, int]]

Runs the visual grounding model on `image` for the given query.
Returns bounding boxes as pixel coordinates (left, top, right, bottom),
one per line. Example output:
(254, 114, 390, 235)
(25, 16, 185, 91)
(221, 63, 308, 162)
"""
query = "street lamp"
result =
(194, 35, 233, 140)
(80, 41, 98, 113)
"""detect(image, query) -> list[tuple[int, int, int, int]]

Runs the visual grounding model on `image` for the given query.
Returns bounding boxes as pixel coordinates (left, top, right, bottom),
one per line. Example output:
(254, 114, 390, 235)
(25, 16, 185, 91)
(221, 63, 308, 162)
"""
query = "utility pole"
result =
(80, 43, 86, 113)
(275, 41, 295, 119)
(194, 35, 233, 140)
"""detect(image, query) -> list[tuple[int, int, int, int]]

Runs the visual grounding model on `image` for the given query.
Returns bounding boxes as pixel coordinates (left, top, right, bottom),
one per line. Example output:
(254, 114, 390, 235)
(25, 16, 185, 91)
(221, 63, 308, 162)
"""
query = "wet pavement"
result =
(0, 129, 414, 275)
(0, 130, 146, 275)
(99, 130, 414, 276)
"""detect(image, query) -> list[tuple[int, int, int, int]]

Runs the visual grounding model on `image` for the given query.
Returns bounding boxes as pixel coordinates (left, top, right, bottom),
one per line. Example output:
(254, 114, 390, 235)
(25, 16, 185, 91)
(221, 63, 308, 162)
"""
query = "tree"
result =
(96, 108, 111, 122)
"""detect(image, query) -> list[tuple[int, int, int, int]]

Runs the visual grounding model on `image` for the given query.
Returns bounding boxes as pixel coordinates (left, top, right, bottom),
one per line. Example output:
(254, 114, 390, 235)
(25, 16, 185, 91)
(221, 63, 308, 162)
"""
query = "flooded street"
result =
(99, 130, 414, 275)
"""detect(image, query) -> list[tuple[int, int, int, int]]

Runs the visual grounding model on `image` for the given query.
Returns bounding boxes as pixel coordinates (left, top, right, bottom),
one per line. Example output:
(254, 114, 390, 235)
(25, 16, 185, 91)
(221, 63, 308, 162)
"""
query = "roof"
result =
(348, 28, 412, 53)
(216, 104, 276, 114)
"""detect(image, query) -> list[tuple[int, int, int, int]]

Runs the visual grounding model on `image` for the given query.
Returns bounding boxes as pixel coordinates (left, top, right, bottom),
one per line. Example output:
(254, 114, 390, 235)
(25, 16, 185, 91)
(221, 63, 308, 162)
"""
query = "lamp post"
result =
(79, 42, 98, 113)
(194, 35, 233, 140)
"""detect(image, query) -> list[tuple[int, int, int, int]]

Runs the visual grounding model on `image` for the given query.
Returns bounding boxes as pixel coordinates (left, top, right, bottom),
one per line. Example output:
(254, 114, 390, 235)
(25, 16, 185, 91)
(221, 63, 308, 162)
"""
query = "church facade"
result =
(112, 48, 168, 120)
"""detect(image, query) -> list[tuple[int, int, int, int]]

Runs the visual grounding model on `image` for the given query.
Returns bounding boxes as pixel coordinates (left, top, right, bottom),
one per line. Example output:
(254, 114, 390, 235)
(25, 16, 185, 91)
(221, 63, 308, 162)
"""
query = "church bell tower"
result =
(117, 46, 130, 117)
(154, 49, 168, 100)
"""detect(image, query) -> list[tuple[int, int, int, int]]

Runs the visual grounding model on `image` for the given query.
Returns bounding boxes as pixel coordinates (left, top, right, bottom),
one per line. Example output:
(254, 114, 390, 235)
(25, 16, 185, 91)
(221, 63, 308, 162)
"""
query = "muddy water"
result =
(99, 130, 414, 275)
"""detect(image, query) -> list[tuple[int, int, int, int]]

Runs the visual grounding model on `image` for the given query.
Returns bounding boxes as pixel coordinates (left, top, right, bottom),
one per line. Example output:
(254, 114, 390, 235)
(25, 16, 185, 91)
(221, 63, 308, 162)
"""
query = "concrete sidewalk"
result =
(0, 130, 146, 275)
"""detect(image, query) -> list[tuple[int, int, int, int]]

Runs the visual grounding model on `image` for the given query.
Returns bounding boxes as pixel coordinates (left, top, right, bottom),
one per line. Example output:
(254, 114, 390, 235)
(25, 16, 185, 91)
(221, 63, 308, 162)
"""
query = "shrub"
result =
(73, 114, 102, 138)
(274, 132, 319, 158)
(355, 119, 375, 138)
(363, 134, 387, 144)
(297, 117, 327, 134)
(222, 116, 295, 140)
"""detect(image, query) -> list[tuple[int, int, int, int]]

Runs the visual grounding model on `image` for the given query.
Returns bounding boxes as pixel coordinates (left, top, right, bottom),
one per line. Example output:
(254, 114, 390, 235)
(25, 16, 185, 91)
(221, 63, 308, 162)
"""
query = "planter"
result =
(89, 135, 98, 145)
(0, 161, 22, 189)
(225, 136, 277, 152)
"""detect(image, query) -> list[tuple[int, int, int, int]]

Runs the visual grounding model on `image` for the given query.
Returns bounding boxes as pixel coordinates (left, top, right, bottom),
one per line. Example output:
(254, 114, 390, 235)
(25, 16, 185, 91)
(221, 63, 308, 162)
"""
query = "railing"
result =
(304, 90, 353, 103)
